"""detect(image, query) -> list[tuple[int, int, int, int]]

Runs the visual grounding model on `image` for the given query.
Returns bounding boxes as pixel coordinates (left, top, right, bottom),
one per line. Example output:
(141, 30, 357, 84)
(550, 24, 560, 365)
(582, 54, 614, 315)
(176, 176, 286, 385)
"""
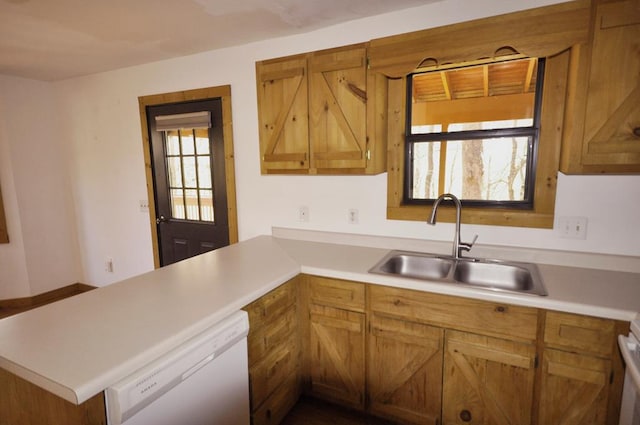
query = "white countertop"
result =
(0, 232, 639, 406)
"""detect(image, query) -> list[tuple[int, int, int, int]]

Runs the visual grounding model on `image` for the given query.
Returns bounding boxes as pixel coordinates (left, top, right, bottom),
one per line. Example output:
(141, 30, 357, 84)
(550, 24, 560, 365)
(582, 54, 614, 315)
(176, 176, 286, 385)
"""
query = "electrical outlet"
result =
(348, 208, 359, 224)
(556, 216, 588, 239)
(298, 206, 309, 222)
(105, 258, 114, 273)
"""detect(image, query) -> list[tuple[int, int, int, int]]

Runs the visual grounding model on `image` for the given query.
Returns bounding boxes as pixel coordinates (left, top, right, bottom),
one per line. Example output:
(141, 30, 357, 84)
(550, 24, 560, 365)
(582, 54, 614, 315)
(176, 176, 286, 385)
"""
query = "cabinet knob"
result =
(633, 127, 640, 138)
(459, 409, 472, 422)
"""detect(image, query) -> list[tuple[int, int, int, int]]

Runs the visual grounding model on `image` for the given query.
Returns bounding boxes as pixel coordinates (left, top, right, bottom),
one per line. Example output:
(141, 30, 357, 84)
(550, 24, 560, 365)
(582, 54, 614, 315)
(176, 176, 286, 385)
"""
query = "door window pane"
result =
(184, 189, 199, 220)
(167, 157, 183, 187)
(163, 124, 215, 223)
(182, 157, 197, 188)
(181, 131, 195, 155)
(166, 132, 180, 155)
(200, 190, 214, 221)
(170, 189, 185, 219)
(197, 157, 212, 189)
(195, 128, 210, 155)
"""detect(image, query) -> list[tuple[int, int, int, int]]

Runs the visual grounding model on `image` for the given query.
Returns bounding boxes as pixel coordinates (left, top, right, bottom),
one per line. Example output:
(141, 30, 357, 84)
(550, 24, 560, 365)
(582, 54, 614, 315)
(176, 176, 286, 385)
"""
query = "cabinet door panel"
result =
(256, 56, 310, 173)
(368, 313, 443, 425)
(309, 46, 368, 170)
(308, 304, 365, 409)
(538, 349, 611, 425)
(443, 330, 536, 425)
(582, 0, 640, 166)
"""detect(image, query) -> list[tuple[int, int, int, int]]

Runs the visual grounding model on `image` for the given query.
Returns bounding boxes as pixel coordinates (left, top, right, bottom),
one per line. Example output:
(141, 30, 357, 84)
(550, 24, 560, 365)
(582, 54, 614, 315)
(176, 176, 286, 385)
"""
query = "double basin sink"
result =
(369, 250, 547, 296)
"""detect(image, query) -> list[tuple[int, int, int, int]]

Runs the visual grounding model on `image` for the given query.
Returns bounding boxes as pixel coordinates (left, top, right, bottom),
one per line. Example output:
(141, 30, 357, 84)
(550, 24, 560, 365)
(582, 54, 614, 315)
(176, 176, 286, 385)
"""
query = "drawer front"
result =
(247, 304, 297, 367)
(244, 279, 296, 331)
(308, 275, 365, 312)
(369, 284, 538, 341)
(251, 371, 300, 425)
(544, 311, 616, 357)
(250, 332, 299, 409)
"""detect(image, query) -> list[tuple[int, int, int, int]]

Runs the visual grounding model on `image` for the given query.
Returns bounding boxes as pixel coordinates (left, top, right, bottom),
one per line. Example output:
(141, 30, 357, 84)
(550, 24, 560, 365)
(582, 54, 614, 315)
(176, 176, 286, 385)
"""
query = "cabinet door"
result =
(443, 330, 536, 425)
(308, 303, 365, 410)
(256, 55, 309, 173)
(581, 0, 640, 168)
(538, 349, 611, 425)
(368, 313, 443, 425)
(308, 45, 368, 171)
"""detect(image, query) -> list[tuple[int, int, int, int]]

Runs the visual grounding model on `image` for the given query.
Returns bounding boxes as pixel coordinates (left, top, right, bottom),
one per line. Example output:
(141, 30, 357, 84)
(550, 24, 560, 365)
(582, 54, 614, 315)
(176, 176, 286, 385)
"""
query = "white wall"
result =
(0, 76, 82, 298)
(28, 0, 640, 288)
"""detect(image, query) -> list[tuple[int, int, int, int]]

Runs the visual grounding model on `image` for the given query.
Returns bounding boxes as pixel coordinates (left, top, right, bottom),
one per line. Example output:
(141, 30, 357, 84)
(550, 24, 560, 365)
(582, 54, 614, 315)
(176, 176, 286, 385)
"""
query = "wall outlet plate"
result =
(298, 206, 309, 222)
(556, 216, 588, 239)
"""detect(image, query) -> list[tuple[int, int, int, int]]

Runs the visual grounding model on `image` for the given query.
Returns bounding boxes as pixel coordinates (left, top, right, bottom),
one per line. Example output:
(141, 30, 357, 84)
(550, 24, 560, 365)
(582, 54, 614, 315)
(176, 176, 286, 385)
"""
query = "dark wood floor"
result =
(281, 397, 396, 425)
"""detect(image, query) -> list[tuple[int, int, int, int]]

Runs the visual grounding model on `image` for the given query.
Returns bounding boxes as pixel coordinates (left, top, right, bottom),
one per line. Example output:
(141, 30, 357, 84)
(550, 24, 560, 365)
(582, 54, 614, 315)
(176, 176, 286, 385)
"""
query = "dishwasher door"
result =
(106, 310, 250, 425)
(618, 321, 640, 425)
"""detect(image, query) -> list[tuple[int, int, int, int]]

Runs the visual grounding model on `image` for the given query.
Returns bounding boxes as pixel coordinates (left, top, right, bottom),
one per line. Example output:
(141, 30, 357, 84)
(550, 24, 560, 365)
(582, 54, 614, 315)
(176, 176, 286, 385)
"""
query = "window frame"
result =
(403, 58, 546, 210)
(373, 0, 592, 229)
(385, 48, 573, 229)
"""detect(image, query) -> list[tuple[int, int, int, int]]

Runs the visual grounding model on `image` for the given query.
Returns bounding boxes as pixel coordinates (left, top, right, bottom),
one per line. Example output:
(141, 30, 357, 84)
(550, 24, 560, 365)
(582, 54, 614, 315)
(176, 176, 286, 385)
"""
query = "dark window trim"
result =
(403, 58, 546, 210)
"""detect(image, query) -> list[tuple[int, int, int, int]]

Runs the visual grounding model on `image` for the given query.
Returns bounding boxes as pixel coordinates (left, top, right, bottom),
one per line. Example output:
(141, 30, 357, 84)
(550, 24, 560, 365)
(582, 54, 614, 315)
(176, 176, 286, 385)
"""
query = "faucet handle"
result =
(460, 234, 479, 253)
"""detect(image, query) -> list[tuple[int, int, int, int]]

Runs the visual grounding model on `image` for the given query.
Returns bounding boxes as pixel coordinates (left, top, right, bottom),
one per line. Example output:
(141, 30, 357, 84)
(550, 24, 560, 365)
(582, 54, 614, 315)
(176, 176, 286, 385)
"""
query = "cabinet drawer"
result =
(250, 334, 299, 409)
(251, 372, 300, 425)
(369, 285, 538, 341)
(244, 279, 296, 331)
(544, 311, 616, 357)
(308, 275, 365, 312)
(247, 304, 297, 367)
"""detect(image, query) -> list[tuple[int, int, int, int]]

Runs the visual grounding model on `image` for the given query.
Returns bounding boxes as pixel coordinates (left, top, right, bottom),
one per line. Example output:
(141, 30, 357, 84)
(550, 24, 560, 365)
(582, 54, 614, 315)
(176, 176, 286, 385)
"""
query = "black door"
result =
(147, 99, 229, 266)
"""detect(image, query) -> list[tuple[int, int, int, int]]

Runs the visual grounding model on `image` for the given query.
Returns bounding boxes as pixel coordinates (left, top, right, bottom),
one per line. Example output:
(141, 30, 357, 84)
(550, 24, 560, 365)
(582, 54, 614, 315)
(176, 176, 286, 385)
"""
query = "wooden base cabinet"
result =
(308, 304, 365, 409)
(293, 276, 627, 425)
(538, 349, 612, 425)
(443, 330, 536, 425)
(537, 311, 627, 425)
(368, 313, 443, 425)
(304, 276, 366, 411)
(243, 277, 302, 425)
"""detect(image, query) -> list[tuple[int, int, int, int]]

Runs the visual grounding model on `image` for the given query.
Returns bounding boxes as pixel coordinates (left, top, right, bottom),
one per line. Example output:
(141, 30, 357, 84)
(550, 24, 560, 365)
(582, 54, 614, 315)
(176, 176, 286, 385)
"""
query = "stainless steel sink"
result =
(369, 251, 547, 296)
(374, 252, 454, 280)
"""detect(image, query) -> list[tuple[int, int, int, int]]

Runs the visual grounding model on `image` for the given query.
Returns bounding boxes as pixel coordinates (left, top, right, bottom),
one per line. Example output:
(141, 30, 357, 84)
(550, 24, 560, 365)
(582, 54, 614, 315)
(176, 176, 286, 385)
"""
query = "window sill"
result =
(387, 205, 554, 229)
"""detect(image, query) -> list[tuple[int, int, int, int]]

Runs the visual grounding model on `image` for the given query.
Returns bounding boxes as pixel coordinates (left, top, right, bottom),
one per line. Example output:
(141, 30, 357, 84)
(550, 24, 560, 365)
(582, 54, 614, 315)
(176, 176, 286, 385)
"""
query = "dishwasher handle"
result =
(619, 334, 640, 392)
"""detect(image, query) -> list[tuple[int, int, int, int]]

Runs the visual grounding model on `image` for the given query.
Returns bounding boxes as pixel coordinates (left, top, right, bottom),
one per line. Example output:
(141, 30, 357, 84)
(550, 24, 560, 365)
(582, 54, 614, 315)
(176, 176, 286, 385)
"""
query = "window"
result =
(164, 127, 215, 222)
(405, 57, 544, 209)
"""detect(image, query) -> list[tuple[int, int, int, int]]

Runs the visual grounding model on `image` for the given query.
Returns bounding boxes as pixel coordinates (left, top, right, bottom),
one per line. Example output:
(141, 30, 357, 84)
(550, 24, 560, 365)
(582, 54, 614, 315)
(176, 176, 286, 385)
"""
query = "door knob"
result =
(156, 215, 168, 224)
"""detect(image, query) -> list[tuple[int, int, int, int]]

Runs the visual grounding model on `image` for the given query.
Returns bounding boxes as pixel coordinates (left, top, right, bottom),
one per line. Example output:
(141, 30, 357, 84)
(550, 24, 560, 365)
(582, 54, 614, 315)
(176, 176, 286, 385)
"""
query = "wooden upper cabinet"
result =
(256, 55, 309, 173)
(309, 46, 367, 171)
(256, 44, 388, 175)
(561, 0, 640, 173)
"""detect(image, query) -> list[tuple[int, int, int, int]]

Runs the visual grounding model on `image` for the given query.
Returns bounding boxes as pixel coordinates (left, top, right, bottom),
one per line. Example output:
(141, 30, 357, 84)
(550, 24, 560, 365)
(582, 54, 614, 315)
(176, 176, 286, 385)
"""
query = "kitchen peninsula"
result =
(1, 229, 639, 424)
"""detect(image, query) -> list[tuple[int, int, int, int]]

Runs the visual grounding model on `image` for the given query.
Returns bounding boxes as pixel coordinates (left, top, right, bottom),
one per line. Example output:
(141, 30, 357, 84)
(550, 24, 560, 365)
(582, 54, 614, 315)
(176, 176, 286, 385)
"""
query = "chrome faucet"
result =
(427, 193, 478, 259)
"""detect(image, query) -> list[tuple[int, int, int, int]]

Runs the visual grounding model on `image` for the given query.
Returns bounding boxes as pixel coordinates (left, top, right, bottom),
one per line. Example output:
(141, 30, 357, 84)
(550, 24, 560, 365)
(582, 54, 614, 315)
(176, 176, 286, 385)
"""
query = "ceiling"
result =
(0, 0, 439, 81)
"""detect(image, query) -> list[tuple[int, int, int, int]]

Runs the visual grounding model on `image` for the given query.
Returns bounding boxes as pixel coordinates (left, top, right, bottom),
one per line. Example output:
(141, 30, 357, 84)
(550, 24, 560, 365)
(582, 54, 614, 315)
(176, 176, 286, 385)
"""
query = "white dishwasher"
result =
(618, 318, 640, 425)
(105, 310, 250, 425)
